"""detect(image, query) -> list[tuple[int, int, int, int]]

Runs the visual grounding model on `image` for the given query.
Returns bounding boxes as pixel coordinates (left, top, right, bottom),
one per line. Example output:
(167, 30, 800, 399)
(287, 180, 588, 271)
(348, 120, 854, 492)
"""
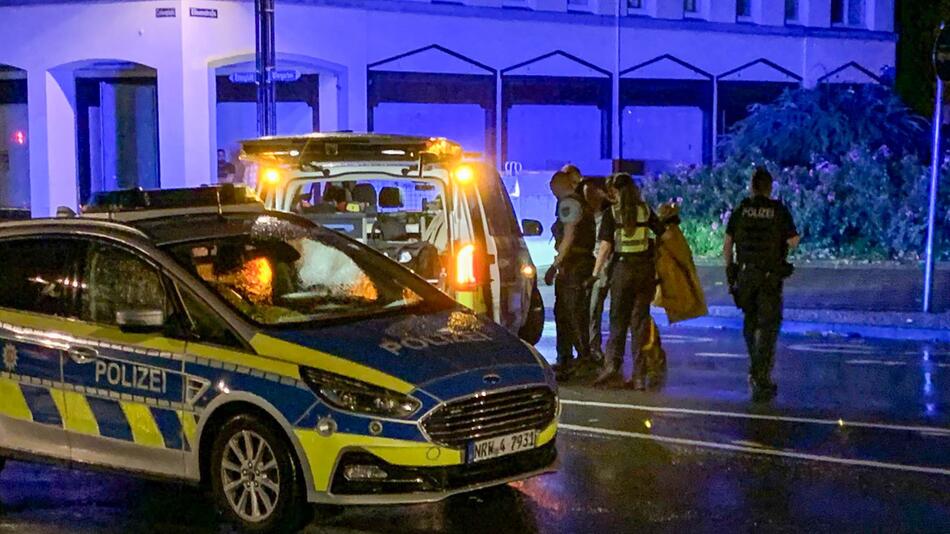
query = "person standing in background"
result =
(582, 177, 610, 364)
(724, 168, 799, 402)
(544, 171, 598, 380)
(217, 149, 236, 183)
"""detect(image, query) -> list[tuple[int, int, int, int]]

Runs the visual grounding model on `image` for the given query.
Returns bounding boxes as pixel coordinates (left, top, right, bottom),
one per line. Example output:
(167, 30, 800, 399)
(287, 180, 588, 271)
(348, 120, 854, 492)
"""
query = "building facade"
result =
(0, 0, 895, 216)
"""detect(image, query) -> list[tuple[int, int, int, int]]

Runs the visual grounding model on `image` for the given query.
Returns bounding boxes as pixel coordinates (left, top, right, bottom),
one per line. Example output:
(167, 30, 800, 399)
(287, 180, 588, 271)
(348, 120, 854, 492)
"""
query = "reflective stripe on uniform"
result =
(614, 205, 650, 254)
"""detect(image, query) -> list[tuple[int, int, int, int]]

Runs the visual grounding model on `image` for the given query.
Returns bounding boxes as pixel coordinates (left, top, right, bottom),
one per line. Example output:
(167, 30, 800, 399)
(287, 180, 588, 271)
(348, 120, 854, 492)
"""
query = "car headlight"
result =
(300, 367, 421, 418)
(398, 250, 413, 263)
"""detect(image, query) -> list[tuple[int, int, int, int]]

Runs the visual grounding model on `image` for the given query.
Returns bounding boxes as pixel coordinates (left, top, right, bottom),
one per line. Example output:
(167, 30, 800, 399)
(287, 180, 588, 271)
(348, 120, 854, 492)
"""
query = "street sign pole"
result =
(255, 0, 277, 137)
(924, 77, 942, 313)
(925, 22, 950, 313)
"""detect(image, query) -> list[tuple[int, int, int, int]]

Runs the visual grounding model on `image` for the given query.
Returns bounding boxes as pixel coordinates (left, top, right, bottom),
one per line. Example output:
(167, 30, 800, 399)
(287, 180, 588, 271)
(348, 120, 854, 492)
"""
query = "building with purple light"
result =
(0, 0, 894, 217)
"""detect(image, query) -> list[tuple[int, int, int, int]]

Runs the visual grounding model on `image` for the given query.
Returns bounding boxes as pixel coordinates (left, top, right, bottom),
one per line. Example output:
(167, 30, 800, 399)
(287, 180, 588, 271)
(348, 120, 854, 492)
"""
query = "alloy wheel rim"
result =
(221, 430, 281, 523)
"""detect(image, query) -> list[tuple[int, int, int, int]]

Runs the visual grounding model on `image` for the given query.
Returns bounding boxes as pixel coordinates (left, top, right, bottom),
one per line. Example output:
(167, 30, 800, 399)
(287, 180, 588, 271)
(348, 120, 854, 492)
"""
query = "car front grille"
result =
(422, 386, 557, 448)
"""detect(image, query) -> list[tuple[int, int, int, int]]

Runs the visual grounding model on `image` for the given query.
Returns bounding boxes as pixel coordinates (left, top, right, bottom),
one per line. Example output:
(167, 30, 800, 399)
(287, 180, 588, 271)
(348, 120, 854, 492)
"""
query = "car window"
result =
(80, 242, 171, 327)
(164, 215, 456, 326)
(177, 285, 244, 350)
(0, 238, 86, 318)
(477, 173, 521, 237)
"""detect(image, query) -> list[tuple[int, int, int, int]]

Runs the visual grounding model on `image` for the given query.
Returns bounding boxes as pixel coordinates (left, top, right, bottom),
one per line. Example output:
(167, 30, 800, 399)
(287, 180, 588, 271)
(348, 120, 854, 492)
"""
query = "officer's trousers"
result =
(555, 256, 594, 366)
(588, 271, 610, 360)
(605, 257, 655, 378)
(735, 267, 784, 386)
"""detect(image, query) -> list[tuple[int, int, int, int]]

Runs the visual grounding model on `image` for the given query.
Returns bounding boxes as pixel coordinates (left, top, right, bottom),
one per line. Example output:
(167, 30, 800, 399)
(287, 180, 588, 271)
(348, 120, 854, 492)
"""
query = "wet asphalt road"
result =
(1, 325, 949, 533)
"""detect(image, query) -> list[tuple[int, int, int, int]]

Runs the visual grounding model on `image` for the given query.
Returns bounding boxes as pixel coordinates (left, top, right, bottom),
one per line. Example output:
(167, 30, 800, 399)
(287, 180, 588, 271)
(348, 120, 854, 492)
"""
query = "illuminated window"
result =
(684, 0, 697, 13)
(785, 0, 799, 21)
(832, 0, 864, 26)
(736, 0, 751, 17)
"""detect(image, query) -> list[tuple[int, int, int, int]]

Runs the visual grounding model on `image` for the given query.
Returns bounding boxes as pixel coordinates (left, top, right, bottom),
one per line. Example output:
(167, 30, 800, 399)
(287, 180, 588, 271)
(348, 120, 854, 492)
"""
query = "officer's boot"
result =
(593, 358, 622, 386)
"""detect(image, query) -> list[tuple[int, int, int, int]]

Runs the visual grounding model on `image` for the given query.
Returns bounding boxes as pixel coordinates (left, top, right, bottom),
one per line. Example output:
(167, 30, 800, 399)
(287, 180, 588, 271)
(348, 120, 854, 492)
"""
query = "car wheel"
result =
(210, 413, 309, 533)
(518, 286, 544, 345)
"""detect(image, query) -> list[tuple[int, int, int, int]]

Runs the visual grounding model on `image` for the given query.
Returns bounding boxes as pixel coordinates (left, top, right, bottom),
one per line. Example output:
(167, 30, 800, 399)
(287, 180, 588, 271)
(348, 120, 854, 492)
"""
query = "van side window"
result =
(0, 238, 86, 318)
(478, 174, 521, 237)
(80, 242, 171, 327)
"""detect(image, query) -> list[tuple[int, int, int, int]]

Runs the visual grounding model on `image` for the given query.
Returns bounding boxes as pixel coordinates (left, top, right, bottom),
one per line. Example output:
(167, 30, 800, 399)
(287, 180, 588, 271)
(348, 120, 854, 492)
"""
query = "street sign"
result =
(227, 70, 300, 84)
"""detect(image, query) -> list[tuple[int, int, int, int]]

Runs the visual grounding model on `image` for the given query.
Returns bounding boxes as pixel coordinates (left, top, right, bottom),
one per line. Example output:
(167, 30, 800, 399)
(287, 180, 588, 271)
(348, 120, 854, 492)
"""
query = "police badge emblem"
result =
(2, 343, 17, 372)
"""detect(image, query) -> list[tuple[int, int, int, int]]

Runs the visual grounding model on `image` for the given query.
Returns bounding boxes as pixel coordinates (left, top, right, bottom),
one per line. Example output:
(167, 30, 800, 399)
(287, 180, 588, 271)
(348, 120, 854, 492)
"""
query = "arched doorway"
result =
(68, 60, 160, 205)
(0, 64, 29, 213)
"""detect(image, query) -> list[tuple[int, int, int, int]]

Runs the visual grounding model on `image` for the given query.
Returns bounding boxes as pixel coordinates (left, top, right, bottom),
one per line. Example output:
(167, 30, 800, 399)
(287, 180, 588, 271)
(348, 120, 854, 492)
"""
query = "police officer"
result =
(544, 171, 597, 379)
(591, 174, 667, 388)
(724, 168, 800, 402)
(582, 178, 610, 363)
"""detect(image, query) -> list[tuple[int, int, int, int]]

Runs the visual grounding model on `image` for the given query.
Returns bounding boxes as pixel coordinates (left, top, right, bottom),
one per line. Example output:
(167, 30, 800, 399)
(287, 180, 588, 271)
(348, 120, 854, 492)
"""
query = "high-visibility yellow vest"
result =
(613, 203, 649, 254)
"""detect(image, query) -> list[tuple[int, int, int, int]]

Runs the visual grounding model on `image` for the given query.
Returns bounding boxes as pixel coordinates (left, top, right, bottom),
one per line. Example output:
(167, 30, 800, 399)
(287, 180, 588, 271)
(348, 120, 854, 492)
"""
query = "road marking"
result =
(788, 343, 876, 355)
(845, 359, 908, 366)
(663, 335, 714, 345)
(695, 352, 746, 359)
(560, 424, 950, 477)
(560, 399, 950, 436)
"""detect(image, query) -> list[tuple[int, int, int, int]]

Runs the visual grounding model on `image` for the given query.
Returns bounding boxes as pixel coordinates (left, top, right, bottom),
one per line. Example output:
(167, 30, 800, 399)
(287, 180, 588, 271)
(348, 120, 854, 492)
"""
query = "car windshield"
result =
(163, 215, 454, 326)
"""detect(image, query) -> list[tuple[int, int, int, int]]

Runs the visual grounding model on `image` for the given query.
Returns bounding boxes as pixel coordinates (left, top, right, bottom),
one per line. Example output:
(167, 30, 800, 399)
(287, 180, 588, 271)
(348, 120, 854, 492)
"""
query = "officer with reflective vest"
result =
(590, 173, 667, 388)
(724, 168, 800, 402)
(544, 170, 597, 379)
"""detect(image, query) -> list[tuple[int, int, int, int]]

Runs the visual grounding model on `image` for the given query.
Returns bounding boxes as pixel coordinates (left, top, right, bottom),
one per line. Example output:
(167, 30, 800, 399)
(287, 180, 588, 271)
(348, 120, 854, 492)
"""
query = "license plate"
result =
(468, 430, 538, 463)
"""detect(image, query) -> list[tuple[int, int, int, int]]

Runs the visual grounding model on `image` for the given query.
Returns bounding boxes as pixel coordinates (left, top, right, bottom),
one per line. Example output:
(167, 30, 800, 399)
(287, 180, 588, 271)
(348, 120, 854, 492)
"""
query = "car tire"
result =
(0, 456, 5, 474)
(518, 286, 545, 345)
(209, 413, 309, 533)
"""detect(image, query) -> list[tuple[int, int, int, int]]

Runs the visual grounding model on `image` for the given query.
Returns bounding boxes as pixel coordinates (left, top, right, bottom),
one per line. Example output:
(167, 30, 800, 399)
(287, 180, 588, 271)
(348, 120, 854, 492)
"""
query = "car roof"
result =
(0, 208, 316, 248)
(0, 217, 150, 240)
(126, 209, 316, 247)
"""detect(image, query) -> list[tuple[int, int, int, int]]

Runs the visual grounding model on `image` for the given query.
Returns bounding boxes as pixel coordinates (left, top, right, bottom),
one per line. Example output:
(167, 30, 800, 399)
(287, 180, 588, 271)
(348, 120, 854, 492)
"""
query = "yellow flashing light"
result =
(262, 168, 282, 185)
(454, 165, 475, 184)
(456, 244, 477, 287)
(521, 264, 536, 278)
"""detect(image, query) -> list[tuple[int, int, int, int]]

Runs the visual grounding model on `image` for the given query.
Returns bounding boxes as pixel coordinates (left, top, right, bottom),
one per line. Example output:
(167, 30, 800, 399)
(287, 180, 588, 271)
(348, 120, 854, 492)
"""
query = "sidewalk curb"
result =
(655, 311, 950, 343)
(543, 307, 950, 342)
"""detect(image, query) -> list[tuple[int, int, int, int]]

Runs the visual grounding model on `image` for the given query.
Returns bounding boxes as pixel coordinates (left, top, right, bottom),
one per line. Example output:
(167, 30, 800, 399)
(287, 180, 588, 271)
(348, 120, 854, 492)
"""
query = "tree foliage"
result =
(644, 86, 948, 261)
(718, 85, 929, 168)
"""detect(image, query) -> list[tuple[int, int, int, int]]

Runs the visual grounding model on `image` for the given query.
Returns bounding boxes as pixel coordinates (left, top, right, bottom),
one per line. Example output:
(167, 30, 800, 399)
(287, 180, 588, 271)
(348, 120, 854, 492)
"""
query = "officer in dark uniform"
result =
(544, 171, 597, 379)
(724, 168, 800, 402)
(591, 174, 667, 388)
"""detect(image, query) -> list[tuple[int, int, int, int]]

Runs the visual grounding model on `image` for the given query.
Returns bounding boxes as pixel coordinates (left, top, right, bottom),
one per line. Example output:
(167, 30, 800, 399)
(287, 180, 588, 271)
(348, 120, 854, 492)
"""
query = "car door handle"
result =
(67, 347, 98, 364)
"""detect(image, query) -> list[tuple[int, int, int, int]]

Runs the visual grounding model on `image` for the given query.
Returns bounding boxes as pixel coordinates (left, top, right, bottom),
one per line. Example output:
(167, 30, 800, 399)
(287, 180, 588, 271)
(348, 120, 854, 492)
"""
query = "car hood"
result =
(264, 308, 548, 394)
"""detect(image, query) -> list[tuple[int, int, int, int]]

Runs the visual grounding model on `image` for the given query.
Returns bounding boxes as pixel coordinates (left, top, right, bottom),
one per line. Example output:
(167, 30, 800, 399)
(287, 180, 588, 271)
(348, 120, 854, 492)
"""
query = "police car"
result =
(0, 187, 558, 532)
(239, 133, 545, 345)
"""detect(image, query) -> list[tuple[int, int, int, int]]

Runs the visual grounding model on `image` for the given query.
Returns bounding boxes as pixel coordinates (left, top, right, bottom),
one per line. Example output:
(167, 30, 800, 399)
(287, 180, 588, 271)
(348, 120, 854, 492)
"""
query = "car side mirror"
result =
(522, 219, 543, 237)
(116, 309, 166, 333)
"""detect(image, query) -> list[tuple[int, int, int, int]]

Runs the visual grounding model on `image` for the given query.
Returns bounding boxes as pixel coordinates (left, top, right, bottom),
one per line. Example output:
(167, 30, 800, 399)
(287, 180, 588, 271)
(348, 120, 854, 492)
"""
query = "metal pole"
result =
(924, 77, 943, 313)
(255, 0, 277, 137)
(613, 0, 621, 169)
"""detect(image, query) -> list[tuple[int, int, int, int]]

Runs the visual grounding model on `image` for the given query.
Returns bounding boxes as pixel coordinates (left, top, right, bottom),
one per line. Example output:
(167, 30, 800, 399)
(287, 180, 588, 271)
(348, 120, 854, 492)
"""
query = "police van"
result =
(239, 133, 545, 345)
(0, 187, 559, 532)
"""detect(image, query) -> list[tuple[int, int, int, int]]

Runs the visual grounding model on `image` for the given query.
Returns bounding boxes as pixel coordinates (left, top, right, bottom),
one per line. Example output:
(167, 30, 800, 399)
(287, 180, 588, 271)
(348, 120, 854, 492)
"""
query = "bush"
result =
(642, 86, 950, 262)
